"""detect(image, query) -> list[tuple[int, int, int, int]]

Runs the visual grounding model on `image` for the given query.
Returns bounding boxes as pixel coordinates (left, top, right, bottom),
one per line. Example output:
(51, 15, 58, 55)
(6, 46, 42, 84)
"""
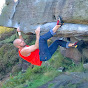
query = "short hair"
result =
(13, 38, 20, 47)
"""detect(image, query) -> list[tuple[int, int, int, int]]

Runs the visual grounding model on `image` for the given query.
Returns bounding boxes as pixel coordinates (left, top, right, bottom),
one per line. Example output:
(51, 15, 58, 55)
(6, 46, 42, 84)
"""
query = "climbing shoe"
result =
(74, 40, 86, 51)
(57, 16, 64, 26)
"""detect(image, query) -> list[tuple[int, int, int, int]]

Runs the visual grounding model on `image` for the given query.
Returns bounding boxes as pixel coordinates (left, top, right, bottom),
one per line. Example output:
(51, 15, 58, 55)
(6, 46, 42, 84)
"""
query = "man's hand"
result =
(35, 27, 40, 36)
(17, 27, 21, 32)
(16, 27, 24, 40)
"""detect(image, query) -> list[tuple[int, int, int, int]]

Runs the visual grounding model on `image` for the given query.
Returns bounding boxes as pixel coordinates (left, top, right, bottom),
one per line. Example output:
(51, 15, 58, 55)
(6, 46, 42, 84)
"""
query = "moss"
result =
(0, 27, 16, 41)
(0, 26, 13, 34)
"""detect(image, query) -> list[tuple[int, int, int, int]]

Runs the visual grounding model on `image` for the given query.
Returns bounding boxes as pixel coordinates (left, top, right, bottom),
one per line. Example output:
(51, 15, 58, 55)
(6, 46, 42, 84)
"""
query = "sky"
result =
(0, 0, 5, 15)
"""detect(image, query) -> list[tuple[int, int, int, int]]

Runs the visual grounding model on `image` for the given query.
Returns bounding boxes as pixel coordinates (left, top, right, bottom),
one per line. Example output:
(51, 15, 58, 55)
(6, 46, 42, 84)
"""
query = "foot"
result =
(57, 16, 64, 26)
(73, 40, 85, 51)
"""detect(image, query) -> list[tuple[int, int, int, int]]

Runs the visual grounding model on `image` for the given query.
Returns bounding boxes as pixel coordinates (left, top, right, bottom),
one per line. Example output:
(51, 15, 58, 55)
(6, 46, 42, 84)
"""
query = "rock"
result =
(40, 23, 88, 37)
(39, 72, 88, 88)
(11, 64, 22, 74)
(21, 60, 31, 73)
(24, 85, 28, 88)
(57, 67, 65, 72)
(83, 63, 88, 70)
(0, 0, 88, 36)
(56, 23, 88, 37)
(83, 49, 88, 59)
(60, 47, 82, 63)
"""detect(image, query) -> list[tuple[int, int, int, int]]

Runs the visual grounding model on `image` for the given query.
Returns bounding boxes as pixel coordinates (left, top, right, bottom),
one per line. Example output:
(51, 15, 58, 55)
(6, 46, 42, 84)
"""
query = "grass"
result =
(67, 63, 84, 72)
(48, 83, 56, 88)
(1, 66, 60, 88)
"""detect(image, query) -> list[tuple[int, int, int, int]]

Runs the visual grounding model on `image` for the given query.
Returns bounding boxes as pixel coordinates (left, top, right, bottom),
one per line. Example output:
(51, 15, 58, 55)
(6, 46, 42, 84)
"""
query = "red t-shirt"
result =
(18, 45, 42, 66)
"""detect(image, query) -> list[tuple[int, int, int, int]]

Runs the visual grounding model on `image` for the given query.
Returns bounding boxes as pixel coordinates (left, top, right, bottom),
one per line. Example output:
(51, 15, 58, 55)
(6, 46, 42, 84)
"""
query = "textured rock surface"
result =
(0, 0, 88, 35)
(39, 72, 88, 88)
(60, 47, 82, 63)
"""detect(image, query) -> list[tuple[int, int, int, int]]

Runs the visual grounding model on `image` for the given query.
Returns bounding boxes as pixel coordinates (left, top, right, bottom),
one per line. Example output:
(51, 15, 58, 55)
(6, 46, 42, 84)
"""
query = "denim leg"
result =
(39, 41, 51, 61)
(39, 29, 55, 61)
(40, 31, 53, 41)
(39, 29, 70, 61)
(49, 40, 69, 56)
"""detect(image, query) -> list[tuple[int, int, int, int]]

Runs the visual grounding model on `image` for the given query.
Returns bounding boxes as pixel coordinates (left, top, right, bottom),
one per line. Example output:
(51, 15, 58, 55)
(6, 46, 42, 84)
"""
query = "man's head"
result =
(13, 39, 26, 49)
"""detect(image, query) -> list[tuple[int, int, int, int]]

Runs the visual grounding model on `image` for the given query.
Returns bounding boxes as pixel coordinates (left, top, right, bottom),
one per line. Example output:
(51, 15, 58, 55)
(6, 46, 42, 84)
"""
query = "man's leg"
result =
(48, 40, 75, 56)
(39, 16, 63, 61)
(39, 16, 63, 41)
(39, 25, 61, 61)
(48, 40, 68, 56)
(39, 25, 61, 41)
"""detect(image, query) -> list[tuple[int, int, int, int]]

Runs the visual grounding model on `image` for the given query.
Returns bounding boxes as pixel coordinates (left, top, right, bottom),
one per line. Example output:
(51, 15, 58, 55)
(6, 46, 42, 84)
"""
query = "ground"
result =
(39, 71, 88, 88)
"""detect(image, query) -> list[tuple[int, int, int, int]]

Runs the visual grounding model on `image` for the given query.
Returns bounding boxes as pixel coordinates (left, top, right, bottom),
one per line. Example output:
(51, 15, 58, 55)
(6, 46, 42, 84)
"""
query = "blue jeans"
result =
(39, 29, 69, 61)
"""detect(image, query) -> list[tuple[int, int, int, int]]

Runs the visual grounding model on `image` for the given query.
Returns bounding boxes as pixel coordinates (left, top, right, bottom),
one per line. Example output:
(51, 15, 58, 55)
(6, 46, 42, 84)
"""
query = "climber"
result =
(13, 16, 84, 66)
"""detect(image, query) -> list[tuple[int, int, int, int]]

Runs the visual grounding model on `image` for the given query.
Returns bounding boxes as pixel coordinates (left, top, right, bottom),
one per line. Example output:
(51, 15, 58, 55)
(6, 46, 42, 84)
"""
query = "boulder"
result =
(60, 47, 82, 63)
(0, 0, 88, 36)
(83, 49, 88, 59)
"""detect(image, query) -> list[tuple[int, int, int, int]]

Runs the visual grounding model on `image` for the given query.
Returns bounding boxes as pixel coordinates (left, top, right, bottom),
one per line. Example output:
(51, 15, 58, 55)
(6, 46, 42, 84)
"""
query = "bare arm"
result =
(34, 27, 40, 49)
(21, 27, 40, 56)
(21, 45, 38, 56)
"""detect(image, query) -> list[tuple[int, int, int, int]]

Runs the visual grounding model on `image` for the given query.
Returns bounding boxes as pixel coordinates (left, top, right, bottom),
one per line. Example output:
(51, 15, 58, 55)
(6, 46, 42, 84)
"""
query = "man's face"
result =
(18, 39, 26, 47)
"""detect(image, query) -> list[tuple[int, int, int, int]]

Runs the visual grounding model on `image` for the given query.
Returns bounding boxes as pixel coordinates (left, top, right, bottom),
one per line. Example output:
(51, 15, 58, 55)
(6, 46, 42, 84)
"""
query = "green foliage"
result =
(0, 26, 13, 34)
(0, 27, 19, 79)
(67, 63, 84, 72)
(49, 49, 65, 68)
(1, 34, 16, 43)
(49, 48, 73, 69)
(0, 26, 36, 80)
(0, 44, 19, 75)
(48, 83, 55, 88)
(2, 64, 60, 88)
